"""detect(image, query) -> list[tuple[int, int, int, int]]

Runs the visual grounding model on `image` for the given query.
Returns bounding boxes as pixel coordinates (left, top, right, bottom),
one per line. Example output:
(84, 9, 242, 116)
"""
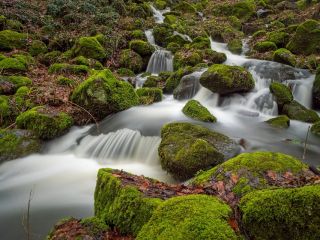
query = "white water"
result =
(146, 49, 173, 74)
(1, 5, 320, 240)
(150, 5, 170, 24)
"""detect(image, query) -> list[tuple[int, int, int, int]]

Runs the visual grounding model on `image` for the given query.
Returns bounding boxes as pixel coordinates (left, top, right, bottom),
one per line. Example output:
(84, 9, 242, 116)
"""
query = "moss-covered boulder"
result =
(143, 75, 163, 88)
(191, 37, 210, 50)
(311, 121, 320, 136)
(227, 39, 242, 54)
(200, 64, 254, 95)
(266, 115, 290, 128)
(94, 168, 163, 236)
(182, 100, 216, 123)
(159, 122, 240, 180)
(136, 87, 162, 105)
(71, 69, 139, 120)
(129, 40, 155, 57)
(0, 30, 27, 51)
(0, 95, 15, 125)
(48, 63, 89, 75)
(282, 100, 320, 123)
(313, 70, 320, 109)
(0, 57, 27, 74)
(173, 49, 202, 70)
(119, 49, 144, 73)
(273, 48, 296, 67)
(164, 66, 193, 93)
(287, 20, 320, 55)
(153, 24, 173, 47)
(254, 41, 277, 52)
(136, 195, 237, 240)
(172, 1, 196, 13)
(29, 40, 48, 56)
(269, 82, 293, 108)
(0, 75, 32, 94)
(240, 185, 320, 240)
(267, 31, 289, 48)
(16, 106, 73, 140)
(0, 129, 40, 162)
(71, 36, 107, 61)
(201, 49, 227, 65)
(39, 51, 62, 66)
(191, 152, 310, 198)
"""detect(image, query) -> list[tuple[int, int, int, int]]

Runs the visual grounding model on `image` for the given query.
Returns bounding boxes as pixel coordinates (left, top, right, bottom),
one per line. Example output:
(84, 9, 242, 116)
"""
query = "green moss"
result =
(131, 30, 147, 41)
(282, 100, 320, 123)
(191, 36, 210, 50)
(266, 115, 290, 128)
(155, 0, 167, 10)
(0, 129, 40, 162)
(71, 69, 139, 120)
(94, 168, 163, 236)
(273, 48, 296, 67)
(240, 185, 320, 240)
(227, 39, 242, 54)
(71, 36, 107, 61)
(311, 121, 320, 136)
(119, 49, 143, 73)
(116, 68, 135, 77)
(287, 20, 320, 55)
(29, 40, 48, 56)
(48, 63, 89, 75)
(12, 53, 35, 66)
(232, 0, 256, 20)
(172, 1, 197, 13)
(267, 31, 289, 47)
(16, 106, 73, 140)
(174, 49, 202, 70)
(0, 95, 10, 120)
(14, 86, 33, 110)
(167, 42, 180, 54)
(152, 24, 173, 47)
(200, 64, 254, 95)
(182, 100, 216, 123)
(39, 51, 62, 66)
(5, 19, 23, 32)
(269, 82, 293, 107)
(56, 76, 75, 87)
(201, 49, 227, 65)
(72, 56, 90, 66)
(192, 152, 308, 196)
(8, 76, 32, 88)
(0, 30, 27, 51)
(252, 30, 266, 39)
(0, 57, 27, 74)
(143, 75, 163, 88)
(254, 41, 277, 52)
(80, 217, 109, 235)
(137, 194, 237, 240)
(129, 40, 155, 57)
(136, 87, 162, 105)
(164, 66, 193, 93)
(159, 122, 237, 180)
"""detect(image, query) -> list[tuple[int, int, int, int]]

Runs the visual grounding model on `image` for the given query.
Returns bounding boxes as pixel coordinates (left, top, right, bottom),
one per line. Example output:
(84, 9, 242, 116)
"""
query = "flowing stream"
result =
(1, 6, 320, 240)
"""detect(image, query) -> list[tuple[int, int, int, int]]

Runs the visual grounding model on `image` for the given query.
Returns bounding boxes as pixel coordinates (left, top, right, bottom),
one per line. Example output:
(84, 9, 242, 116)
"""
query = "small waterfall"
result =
(75, 129, 161, 164)
(145, 29, 156, 45)
(287, 75, 315, 108)
(173, 31, 192, 42)
(150, 5, 170, 24)
(146, 49, 173, 74)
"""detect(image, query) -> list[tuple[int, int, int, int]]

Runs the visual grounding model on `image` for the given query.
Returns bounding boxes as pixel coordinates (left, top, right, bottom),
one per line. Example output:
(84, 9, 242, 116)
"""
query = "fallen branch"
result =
(302, 126, 311, 161)
(67, 100, 100, 133)
(22, 188, 34, 240)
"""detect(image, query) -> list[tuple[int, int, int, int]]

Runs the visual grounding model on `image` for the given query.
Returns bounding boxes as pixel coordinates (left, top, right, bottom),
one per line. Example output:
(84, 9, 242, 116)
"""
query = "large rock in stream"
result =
(173, 72, 201, 100)
(158, 122, 240, 180)
(200, 64, 255, 95)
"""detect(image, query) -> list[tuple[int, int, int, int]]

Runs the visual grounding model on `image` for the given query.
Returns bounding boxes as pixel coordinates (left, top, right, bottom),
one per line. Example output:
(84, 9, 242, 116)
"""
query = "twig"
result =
(67, 101, 100, 133)
(22, 188, 34, 240)
(302, 126, 311, 161)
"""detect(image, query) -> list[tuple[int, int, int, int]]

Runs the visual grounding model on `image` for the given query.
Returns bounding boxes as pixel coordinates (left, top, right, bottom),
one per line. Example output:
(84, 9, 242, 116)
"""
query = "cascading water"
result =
(150, 5, 170, 24)
(1, 5, 320, 240)
(146, 50, 173, 74)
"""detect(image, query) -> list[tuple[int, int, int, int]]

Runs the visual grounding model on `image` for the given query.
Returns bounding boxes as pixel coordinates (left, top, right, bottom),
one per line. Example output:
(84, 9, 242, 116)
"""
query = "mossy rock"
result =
(254, 41, 277, 52)
(166, 42, 180, 53)
(155, 0, 167, 10)
(48, 63, 89, 75)
(14, 86, 33, 111)
(182, 100, 216, 123)
(29, 40, 48, 56)
(72, 56, 90, 66)
(311, 121, 320, 136)
(172, 1, 197, 13)
(159, 122, 239, 180)
(287, 20, 320, 55)
(227, 39, 242, 54)
(269, 82, 293, 108)
(266, 115, 290, 128)
(273, 48, 296, 67)
(16, 106, 73, 140)
(129, 40, 155, 57)
(131, 30, 147, 41)
(0, 95, 16, 125)
(136, 87, 162, 105)
(0, 57, 27, 74)
(70, 69, 139, 120)
(143, 75, 162, 88)
(201, 49, 227, 65)
(39, 51, 62, 66)
(167, 35, 189, 48)
(136, 194, 237, 240)
(153, 24, 173, 47)
(71, 36, 107, 61)
(191, 36, 210, 50)
(231, 0, 256, 20)
(0, 30, 27, 51)
(164, 66, 193, 93)
(312, 71, 320, 109)
(240, 185, 320, 240)
(267, 31, 289, 48)
(282, 100, 320, 123)
(56, 76, 75, 87)
(173, 49, 202, 70)
(164, 15, 177, 25)
(0, 75, 32, 94)
(119, 49, 144, 73)
(200, 64, 254, 95)
(0, 129, 41, 162)
(94, 168, 163, 236)
(191, 152, 309, 197)
(116, 68, 135, 77)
